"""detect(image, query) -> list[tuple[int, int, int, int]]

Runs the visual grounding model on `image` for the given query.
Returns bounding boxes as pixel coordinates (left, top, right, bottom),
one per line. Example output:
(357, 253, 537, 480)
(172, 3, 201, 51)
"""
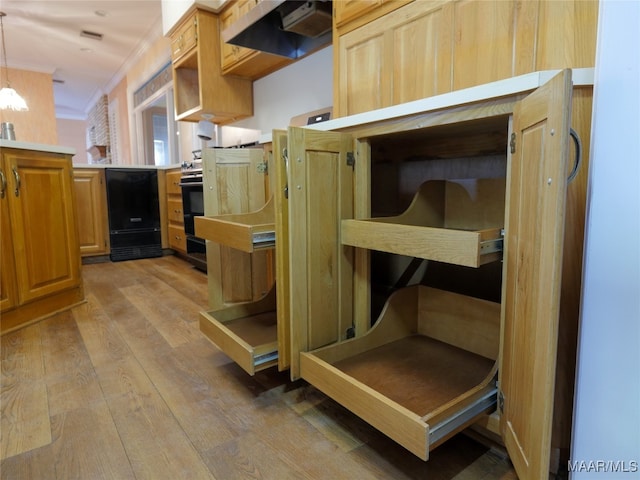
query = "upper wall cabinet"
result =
(168, 8, 253, 124)
(219, 0, 292, 79)
(333, 0, 598, 117)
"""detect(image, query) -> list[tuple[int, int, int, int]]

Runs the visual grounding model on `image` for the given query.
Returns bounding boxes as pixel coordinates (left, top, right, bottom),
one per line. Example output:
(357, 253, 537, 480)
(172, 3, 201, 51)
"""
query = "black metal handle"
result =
(567, 128, 582, 183)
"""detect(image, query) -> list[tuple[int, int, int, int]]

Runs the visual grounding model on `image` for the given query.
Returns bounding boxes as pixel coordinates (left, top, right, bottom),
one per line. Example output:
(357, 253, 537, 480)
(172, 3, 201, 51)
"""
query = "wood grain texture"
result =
(1, 255, 516, 479)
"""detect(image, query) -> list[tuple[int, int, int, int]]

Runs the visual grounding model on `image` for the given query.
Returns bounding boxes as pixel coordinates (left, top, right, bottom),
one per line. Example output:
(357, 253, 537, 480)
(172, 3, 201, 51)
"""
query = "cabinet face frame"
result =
(293, 71, 573, 478)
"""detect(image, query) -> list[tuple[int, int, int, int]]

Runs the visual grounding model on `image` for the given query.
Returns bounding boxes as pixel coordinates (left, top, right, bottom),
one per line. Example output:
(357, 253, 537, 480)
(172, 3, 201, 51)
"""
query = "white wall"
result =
(57, 118, 88, 164)
(232, 46, 333, 134)
(571, 1, 640, 478)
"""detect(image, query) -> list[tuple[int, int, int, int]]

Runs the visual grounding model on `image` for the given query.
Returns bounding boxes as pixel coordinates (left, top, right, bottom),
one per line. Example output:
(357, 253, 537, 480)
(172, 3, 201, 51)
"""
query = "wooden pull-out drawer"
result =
(199, 286, 277, 375)
(300, 286, 500, 460)
(195, 196, 275, 253)
(167, 198, 184, 224)
(168, 224, 186, 251)
(166, 171, 183, 195)
(341, 179, 505, 268)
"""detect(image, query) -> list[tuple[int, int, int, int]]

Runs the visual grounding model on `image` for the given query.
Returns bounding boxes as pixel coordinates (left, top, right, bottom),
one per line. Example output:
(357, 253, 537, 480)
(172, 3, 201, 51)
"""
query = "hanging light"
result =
(0, 11, 28, 111)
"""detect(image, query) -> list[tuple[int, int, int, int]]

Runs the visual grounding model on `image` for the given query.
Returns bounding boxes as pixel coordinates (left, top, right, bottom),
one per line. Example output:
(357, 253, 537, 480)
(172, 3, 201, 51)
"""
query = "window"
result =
(133, 63, 179, 166)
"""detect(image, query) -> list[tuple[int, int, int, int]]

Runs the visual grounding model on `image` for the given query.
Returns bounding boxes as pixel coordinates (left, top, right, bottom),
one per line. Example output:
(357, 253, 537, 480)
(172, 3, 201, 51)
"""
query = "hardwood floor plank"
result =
(2, 256, 518, 479)
(1, 324, 51, 459)
(39, 312, 104, 417)
(120, 283, 202, 348)
(202, 431, 314, 480)
(49, 404, 134, 479)
(72, 294, 133, 368)
(0, 442, 58, 479)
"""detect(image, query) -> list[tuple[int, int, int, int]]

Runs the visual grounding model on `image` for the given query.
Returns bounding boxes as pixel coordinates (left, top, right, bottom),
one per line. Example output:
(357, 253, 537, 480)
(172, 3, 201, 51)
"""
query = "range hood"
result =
(222, 1, 332, 59)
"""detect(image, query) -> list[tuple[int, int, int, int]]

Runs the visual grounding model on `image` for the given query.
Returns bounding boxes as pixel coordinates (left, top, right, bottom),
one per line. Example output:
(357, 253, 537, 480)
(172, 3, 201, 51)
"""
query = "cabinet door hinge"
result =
(346, 152, 355, 169)
(510, 133, 516, 154)
(498, 389, 505, 414)
(256, 162, 268, 174)
(345, 326, 355, 339)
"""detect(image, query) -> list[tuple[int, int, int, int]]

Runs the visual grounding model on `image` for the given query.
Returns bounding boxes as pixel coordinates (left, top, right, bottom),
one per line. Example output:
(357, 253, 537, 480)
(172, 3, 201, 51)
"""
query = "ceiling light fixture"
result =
(0, 12, 28, 111)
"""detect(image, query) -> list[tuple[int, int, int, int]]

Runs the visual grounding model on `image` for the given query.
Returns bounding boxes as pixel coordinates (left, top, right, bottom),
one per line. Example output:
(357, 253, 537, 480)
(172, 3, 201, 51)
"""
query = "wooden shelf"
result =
(195, 196, 275, 253)
(341, 179, 505, 267)
(300, 286, 500, 460)
(200, 286, 277, 375)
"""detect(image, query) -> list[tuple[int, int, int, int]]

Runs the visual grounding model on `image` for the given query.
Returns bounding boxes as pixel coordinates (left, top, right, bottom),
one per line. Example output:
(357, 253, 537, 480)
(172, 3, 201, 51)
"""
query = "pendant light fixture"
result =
(0, 11, 28, 111)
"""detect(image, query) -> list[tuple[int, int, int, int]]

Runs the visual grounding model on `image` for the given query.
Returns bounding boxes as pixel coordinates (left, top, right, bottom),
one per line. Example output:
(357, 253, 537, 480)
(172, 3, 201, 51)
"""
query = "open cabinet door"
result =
(500, 69, 573, 479)
(272, 129, 291, 371)
(287, 127, 354, 380)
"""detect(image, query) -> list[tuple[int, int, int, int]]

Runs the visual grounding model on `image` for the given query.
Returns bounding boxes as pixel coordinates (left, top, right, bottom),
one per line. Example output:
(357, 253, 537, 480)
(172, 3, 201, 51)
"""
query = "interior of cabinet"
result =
(173, 51, 201, 119)
(300, 113, 511, 459)
(365, 116, 509, 318)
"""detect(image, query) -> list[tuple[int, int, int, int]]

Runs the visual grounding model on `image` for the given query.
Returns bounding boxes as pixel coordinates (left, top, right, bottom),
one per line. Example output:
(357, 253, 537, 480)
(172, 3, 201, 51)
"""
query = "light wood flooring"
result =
(1, 255, 517, 479)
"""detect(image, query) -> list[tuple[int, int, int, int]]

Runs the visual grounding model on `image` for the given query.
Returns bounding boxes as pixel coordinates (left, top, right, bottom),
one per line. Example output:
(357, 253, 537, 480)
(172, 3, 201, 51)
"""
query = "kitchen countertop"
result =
(73, 163, 181, 170)
(259, 68, 595, 144)
(0, 139, 76, 155)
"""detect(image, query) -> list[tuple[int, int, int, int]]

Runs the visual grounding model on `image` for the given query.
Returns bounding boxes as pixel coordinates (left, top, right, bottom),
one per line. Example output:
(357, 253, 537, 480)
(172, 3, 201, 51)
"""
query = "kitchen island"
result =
(1, 141, 84, 334)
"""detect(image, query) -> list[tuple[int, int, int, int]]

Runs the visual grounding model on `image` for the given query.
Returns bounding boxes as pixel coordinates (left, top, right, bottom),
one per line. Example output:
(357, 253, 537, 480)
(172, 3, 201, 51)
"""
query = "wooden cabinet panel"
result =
(287, 127, 354, 379)
(199, 148, 271, 310)
(450, 0, 515, 90)
(164, 169, 186, 254)
(169, 9, 253, 123)
(338, 0, 453, 116)
(1, 148, 83, 334)
(334, 0, 597, 118)
(500, 69, 572, 480)
(168, 224, 187, 252)
(340, 30, 386, 115)
(170, 14, 197, 62)
(335, 0, 381, 28)
(218, 0, 297, 79)
(74, 169, 109, 256)
(0, 186, 18, 312)
(6, 152, 81, 304)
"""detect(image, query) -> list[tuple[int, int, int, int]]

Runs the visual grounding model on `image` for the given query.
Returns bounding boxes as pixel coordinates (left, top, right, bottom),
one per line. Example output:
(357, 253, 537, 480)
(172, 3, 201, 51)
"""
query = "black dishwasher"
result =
(105, 168, 162, 262)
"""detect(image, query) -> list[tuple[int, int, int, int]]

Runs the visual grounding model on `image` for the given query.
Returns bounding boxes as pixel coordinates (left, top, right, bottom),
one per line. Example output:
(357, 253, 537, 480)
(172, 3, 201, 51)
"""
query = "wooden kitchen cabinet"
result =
(334, 0, 413, 32)
(333, 0, 597, 117)
(294, 70, 587, 479)
(1, 148, 84, 334)
(219, 0, 291, 79)
(195, 147, 275, 374)
(196, 148, 272, 304)
(165, 169, 187, 254)
(191, 68, 592, 478)
(168, 8, 253, 124)
(73, 168, 109, 257)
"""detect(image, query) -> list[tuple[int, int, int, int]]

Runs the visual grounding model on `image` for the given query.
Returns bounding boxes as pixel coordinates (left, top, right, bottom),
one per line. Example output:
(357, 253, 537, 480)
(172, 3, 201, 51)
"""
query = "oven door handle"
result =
(179, 181, 204, 187)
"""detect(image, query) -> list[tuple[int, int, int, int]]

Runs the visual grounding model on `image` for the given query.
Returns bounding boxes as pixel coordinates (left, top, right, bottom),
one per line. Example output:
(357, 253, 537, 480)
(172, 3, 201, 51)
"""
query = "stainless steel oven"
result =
(179, 163, 207, 271)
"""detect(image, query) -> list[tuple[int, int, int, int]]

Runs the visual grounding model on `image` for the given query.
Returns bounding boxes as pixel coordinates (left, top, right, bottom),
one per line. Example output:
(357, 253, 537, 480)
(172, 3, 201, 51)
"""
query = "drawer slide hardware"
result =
(480, 237, 503, 255)
(429, 385, 498, 445)
(254, 350, 278, 367)
(252, 231, 276, 249)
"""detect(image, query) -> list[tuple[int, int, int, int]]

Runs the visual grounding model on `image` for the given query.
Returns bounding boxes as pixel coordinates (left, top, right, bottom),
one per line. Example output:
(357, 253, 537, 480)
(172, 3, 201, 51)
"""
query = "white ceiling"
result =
(1, 0, 164, 119)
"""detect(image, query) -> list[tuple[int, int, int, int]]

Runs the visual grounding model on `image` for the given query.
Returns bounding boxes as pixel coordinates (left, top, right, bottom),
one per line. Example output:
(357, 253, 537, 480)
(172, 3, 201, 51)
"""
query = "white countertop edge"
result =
(73, 163, 181, 170)
(259, 68, 594, 144)
(0, 140, 76, 155)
